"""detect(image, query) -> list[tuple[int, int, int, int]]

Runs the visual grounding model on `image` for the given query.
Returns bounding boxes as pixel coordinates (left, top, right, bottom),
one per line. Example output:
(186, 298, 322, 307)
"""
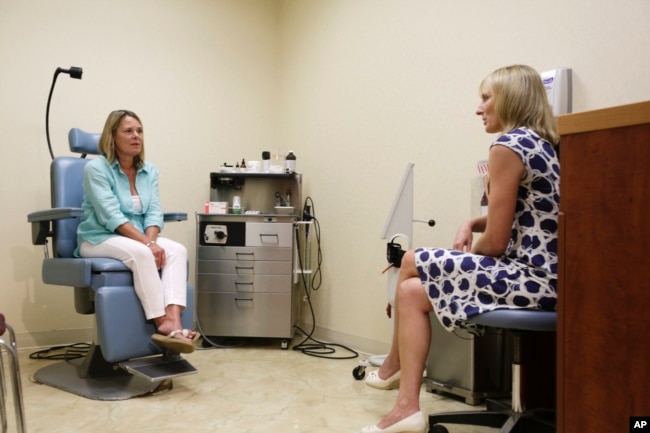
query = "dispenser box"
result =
(205, 201, 227, 214)
(541, 68, 573, 116)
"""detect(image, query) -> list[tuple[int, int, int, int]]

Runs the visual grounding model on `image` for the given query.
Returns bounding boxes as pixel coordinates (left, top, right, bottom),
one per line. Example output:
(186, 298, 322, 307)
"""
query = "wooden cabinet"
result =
(557, 101, 650, 433)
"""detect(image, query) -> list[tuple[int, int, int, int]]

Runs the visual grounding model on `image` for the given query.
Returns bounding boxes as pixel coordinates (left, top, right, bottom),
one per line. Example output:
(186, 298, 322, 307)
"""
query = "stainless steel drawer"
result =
(245, 222, 293, 247)
(197, 259, 292, 276)
(197, 292, 294, 338)
(197, 273, 292, 294)
(198, 246, 292, 261)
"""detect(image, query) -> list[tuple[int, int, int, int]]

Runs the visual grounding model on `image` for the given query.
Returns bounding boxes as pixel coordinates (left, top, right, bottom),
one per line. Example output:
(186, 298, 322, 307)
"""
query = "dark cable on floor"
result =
(29, 342, 90, 362)
(292, 197, 358, 360)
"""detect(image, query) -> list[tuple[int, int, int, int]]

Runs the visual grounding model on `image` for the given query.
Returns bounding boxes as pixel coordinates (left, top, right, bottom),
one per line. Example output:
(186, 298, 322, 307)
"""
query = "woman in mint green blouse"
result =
(76, 110, 196, 353)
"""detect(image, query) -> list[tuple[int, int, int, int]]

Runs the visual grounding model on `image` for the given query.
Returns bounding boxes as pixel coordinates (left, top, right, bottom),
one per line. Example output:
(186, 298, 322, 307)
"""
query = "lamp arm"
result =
(45, 69, 62, 160)
(45, 66, 83, 160)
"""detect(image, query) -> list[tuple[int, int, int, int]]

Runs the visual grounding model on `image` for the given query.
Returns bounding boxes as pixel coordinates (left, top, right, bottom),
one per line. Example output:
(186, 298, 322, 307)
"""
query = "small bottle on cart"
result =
(232, 196, 241, 214)
(262, 151, 270, 172)
(285, 151, 296, 173)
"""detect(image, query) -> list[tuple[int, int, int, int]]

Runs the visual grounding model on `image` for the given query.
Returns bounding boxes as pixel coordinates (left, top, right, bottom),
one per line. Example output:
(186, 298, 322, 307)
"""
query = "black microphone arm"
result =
(46, 66, 83, 159)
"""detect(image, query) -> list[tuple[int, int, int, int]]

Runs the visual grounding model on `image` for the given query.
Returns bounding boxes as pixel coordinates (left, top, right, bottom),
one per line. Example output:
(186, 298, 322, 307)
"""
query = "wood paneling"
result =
(557, 102, 650, 433)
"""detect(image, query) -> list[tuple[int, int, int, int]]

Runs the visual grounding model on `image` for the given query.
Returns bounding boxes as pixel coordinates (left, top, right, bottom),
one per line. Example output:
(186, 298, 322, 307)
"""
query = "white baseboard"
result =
(15, 323, 390, 357)
(294, 322, 390, 358)
(14, 328, 92, 351)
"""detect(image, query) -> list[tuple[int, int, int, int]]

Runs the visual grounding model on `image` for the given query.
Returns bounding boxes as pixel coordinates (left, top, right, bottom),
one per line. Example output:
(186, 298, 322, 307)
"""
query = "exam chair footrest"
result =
(119, 355, 197, 382)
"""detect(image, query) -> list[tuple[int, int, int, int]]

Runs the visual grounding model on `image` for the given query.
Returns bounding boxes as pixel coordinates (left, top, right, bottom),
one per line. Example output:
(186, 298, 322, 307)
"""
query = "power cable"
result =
(29, 342, 90, 362)
(291, 196, 358, 360)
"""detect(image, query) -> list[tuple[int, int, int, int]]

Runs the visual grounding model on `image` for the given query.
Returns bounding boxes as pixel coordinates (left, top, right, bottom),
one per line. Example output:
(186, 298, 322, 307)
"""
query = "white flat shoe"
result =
(360, 411, 427, 433)
(365, 370, 401, 390)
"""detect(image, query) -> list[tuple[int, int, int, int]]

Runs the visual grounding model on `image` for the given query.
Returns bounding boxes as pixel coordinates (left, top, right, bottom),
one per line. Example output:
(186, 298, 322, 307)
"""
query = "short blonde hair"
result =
(481, 65, 559, 145)
(98, 109, 145, 168)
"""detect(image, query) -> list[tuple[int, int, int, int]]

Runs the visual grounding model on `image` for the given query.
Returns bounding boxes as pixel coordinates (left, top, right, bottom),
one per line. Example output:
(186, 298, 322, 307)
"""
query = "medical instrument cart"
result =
(196, 172, 302, 349)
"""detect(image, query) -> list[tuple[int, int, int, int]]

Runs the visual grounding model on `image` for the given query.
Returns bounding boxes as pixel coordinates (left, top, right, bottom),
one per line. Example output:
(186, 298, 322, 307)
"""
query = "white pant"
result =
(79, 236, 188, 320)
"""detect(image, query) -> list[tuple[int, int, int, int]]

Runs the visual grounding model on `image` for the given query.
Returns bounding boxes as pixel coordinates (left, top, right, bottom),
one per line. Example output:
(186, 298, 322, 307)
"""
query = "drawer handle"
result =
(234, 297, 253, 302)
(235, 266, 255, 271)
(259, 233, 279, 240)
(235, 252, 255, 259)
(234, 282, 254, 287)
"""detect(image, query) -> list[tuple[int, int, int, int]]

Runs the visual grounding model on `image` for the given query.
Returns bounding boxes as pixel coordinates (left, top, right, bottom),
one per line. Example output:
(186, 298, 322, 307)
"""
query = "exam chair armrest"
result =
(27, 207, 84, 245)
(163, 212, 187, 222)
(27, 209, 186, 245)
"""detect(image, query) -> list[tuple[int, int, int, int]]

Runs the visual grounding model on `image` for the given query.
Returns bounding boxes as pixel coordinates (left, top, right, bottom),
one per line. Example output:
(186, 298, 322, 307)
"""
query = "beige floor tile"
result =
(4, 342, 498, 433)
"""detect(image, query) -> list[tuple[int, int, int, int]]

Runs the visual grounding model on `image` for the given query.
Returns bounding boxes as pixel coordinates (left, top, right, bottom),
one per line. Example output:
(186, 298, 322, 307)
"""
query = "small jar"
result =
(285, 151, 296, 173)
(270, 150, 284, 173)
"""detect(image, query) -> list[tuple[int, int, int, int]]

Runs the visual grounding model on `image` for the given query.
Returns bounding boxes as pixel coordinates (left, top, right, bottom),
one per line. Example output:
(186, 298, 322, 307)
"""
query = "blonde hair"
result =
(481, 65, 559, 145)
(98, 109, 145, 168)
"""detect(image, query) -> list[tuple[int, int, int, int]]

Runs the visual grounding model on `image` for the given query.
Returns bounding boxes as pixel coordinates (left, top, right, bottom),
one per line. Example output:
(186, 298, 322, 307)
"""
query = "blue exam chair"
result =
(27, 128, 196, 400)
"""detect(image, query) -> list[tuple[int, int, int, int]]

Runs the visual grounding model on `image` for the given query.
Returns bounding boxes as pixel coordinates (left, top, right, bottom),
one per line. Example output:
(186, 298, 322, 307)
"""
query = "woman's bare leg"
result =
(376, 250, 422, 379)
(376, 258, 433, 428)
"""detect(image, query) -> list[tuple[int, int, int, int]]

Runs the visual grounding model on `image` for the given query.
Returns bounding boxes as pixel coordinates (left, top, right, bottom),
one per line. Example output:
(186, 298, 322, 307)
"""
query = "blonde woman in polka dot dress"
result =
(361, 65, 560, 433)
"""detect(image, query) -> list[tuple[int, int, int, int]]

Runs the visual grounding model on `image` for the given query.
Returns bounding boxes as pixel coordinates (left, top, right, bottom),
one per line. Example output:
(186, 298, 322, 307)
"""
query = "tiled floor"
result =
(5, 338, 498, 433)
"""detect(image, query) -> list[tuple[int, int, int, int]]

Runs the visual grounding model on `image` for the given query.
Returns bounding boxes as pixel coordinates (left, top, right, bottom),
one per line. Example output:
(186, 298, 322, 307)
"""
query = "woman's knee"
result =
(125, 247, 156, 272)
(397, 277, 432, 311)
(400, 250, 419, 277)
(159, 238, 187, 259)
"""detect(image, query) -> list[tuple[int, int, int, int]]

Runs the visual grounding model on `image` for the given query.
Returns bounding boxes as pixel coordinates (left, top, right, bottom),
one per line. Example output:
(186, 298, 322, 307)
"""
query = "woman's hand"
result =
(453, 220, 475, 252)
(148, 241, 166, 269)
(115, 222, 166, 268)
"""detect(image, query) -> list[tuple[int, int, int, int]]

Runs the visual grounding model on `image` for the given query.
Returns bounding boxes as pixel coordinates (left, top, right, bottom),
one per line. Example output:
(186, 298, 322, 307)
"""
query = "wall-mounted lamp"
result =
(45, 66, 83, 159)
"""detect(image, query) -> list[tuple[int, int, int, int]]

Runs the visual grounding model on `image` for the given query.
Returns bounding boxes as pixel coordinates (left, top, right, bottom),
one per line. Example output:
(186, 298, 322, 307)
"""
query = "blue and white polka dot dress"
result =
(416, 127, 560, 332)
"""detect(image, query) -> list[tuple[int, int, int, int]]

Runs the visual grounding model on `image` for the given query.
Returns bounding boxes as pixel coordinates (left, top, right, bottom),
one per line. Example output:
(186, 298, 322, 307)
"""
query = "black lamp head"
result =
(56, 66, 83, 79)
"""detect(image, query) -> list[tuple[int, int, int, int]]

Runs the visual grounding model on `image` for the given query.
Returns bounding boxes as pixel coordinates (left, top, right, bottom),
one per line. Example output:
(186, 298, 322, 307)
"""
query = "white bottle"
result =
(232, 196, 241, 214)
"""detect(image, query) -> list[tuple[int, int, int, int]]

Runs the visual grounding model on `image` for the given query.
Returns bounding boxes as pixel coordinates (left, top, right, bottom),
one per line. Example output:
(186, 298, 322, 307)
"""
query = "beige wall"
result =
(2, 0, 649, 353)
(1, 0, 280, 347)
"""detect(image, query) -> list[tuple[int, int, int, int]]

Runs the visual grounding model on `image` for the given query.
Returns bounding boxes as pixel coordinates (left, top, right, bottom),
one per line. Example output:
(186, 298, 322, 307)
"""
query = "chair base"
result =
(424, 377, 510, 406)
(428, 403, 555, 433)
(33, 344, 197, 401)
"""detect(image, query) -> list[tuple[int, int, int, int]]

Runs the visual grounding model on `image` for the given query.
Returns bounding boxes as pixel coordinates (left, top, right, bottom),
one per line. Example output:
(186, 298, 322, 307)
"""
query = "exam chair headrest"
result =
(68, 128, 101, 155)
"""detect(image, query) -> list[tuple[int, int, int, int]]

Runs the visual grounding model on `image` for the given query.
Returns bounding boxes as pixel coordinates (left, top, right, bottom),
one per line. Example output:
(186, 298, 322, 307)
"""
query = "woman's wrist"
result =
(146, 240, 157, 247)
(468, 216, 487, 233)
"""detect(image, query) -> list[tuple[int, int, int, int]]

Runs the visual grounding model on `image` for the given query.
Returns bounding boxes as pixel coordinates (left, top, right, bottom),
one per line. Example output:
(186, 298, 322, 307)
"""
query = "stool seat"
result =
(468, 309, 557, 331)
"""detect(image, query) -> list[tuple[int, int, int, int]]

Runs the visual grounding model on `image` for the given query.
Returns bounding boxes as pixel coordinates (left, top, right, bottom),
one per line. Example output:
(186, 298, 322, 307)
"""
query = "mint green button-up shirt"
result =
(74, 155, 164, 257)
